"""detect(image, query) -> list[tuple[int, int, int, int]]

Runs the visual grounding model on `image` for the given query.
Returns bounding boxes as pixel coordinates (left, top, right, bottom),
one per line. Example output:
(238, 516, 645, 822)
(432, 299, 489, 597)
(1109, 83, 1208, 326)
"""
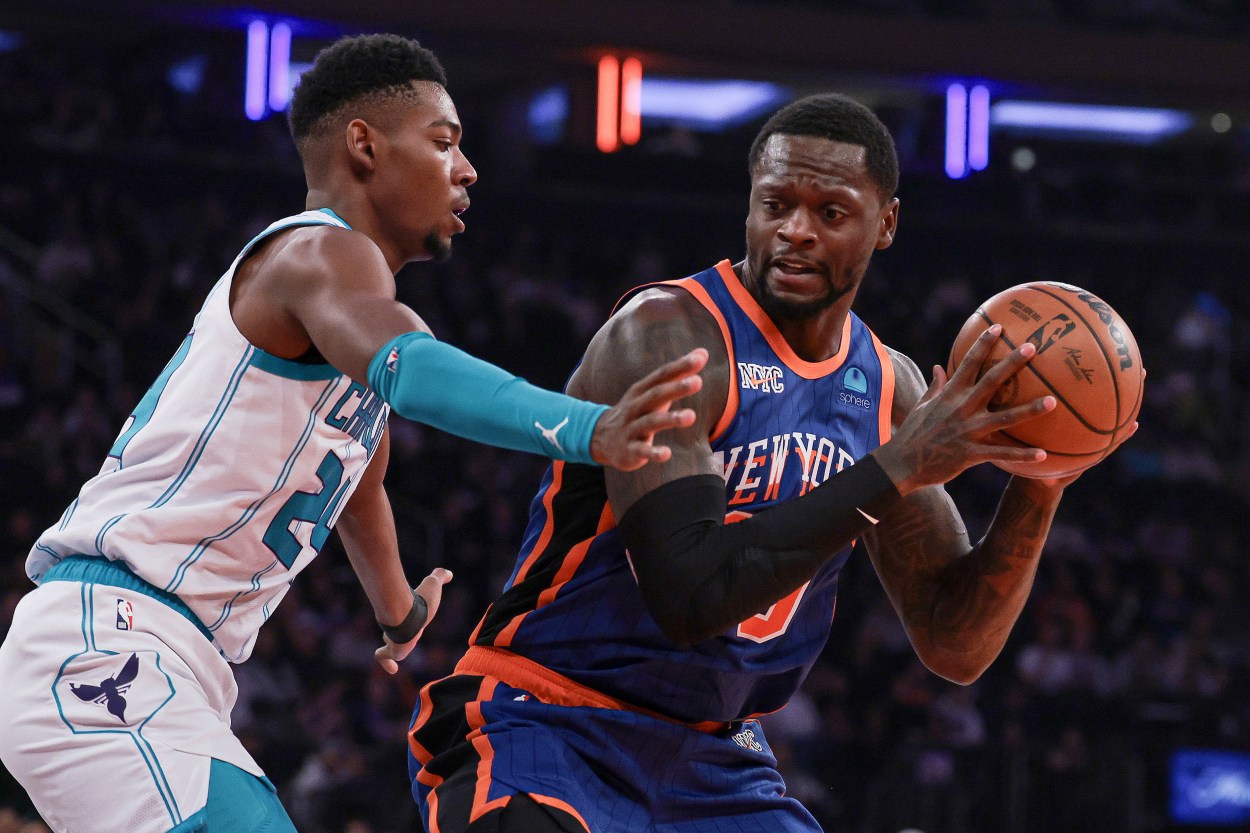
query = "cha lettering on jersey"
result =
(720, 431, 856, 505)
(325, 382, 388, 455)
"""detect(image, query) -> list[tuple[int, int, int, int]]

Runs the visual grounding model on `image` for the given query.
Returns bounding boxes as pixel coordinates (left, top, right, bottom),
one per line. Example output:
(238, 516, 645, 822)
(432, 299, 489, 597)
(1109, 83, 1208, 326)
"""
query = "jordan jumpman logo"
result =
(535, 416, 569, 453)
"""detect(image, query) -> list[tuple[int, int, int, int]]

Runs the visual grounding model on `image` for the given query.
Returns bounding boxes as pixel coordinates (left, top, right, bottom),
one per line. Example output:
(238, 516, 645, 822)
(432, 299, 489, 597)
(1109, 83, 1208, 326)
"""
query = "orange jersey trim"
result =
(869, 329, 897, 445)
(713, 260, 854, 380)
(530, 794, 592, 832)
(455, 645, 732, 734)
(666, 276, 739, 442)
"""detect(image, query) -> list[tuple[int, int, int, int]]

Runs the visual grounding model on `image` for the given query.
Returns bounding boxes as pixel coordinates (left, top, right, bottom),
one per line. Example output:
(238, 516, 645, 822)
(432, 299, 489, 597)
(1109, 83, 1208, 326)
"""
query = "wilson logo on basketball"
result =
(737, 363, 784, 393)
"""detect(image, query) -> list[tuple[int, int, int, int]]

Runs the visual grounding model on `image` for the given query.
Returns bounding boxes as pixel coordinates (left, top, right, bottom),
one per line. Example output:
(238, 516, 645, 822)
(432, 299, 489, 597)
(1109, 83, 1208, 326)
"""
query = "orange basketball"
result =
(947, 282, 1145, 479)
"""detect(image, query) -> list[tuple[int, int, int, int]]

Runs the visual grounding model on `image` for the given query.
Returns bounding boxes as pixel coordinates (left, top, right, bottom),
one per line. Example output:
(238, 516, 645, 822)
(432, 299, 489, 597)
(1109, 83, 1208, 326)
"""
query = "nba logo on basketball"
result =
(116, 599, 134, 631)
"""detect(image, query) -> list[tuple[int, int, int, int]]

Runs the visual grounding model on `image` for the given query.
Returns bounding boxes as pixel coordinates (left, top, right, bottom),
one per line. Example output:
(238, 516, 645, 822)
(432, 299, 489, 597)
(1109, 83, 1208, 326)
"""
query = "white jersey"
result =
(28, 209, 389, 663)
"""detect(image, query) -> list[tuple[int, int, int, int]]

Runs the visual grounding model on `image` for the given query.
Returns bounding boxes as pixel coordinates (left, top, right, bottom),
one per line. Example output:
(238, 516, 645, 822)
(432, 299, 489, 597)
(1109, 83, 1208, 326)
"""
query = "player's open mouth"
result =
(770, 258, 822, 278)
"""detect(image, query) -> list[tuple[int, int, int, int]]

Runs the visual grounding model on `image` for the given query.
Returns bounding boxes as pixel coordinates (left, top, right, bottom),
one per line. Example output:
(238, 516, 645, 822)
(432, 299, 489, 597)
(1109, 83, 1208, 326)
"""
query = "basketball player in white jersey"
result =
(0, 35, 705, 833)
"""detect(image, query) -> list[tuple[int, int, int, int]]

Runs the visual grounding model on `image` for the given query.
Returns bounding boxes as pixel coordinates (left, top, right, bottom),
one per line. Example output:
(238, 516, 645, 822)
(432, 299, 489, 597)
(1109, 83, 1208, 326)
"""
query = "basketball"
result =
(947, 282, 1145, 479)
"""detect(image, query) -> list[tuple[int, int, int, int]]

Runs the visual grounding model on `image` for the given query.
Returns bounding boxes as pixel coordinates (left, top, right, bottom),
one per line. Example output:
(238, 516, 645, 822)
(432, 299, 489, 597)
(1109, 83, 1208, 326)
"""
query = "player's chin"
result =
(420, 230, 453, 263)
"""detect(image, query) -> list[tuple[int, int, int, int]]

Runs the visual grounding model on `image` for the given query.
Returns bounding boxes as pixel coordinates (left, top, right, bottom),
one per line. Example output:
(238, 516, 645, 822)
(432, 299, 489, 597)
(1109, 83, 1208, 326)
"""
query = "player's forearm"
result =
(619, 457, 901, 647)
(367, 333, 607, 464)
(336, 484, 413, 626)
(924, 477, 1063, 681)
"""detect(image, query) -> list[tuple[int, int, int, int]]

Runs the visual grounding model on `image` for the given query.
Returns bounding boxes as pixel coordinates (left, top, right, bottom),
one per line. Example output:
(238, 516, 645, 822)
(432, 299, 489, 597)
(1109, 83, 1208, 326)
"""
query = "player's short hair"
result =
(748, 93, 899, 200)
(288, 34, 447, 151)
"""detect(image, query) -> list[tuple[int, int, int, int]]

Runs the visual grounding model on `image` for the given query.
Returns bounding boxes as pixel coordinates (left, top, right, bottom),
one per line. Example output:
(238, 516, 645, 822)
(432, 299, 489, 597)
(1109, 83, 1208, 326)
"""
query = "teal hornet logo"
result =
(843, 366, 868, 394)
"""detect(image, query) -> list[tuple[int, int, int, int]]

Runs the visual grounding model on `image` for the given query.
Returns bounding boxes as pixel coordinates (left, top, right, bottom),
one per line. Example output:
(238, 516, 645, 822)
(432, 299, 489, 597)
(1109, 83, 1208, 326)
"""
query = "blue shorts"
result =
(407, 653, 820, 833)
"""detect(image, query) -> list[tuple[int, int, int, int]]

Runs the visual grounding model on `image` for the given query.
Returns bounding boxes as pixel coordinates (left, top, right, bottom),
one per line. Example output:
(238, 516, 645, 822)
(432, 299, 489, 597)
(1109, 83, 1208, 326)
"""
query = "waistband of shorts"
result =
(42, 555, 215, 644)
(456, 645, 733, 735)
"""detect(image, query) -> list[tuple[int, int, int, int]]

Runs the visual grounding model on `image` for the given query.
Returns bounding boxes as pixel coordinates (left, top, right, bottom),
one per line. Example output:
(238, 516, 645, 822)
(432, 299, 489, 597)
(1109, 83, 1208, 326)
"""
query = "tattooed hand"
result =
(872, 324, 1056, 496)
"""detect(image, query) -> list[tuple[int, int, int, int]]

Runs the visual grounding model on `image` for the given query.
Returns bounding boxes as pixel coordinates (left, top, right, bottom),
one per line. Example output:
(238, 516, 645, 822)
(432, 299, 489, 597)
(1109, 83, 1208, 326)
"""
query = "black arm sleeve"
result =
(617, 454, 901, 647)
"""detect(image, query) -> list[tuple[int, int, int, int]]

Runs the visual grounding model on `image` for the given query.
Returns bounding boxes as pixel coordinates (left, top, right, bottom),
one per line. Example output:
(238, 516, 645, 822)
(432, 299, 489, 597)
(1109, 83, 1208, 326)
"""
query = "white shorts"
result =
(0, 579, 264, 833)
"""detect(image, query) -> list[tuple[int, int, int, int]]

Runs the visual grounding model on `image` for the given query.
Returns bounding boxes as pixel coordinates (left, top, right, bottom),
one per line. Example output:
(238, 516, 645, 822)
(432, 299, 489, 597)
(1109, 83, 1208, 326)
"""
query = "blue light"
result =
(268, 22, 292, 112)
(167, 55, 208, 95)
(968, 85, 990, 171)
(945, 84, 968, 179)
(244, 21, 269, 121)
(639, 79, 789, 130)
(1172, 748, 1250, 825)
(0, 30, 23, 53)
(527, 86, 569, 144)
(991, 100, 1193, 142)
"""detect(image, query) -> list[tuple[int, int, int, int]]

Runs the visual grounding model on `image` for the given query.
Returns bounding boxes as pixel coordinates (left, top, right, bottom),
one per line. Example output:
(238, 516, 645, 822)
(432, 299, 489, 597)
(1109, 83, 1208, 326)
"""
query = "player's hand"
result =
(589, 348, 707, 471)
(875, 325, 1057, 495)
(374, 567, 453, 674)
(1025, 419, 1142, 491)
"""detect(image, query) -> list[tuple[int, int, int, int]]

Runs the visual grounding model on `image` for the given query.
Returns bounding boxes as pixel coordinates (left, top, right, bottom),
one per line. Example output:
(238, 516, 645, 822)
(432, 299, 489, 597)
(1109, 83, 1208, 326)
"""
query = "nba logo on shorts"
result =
(385, 346, 400, 373)
(116, 598, 134, 630)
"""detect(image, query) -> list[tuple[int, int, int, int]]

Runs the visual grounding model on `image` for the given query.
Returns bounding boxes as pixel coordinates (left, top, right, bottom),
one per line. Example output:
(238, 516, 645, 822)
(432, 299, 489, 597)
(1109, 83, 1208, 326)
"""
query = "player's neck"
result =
(304, 191, 405, 275)
(773, 304, 851, 363)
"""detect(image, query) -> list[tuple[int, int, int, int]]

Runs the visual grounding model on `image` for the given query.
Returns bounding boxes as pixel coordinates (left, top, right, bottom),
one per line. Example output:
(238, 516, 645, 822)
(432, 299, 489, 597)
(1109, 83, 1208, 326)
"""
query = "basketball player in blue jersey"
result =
(0, 35, 705, 833)
(407, 94, 1137, 832)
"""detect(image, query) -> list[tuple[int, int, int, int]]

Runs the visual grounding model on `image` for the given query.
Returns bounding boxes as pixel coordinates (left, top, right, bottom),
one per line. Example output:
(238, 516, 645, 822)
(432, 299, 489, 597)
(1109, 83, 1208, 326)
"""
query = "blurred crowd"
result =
(2, 22, 1249, 833)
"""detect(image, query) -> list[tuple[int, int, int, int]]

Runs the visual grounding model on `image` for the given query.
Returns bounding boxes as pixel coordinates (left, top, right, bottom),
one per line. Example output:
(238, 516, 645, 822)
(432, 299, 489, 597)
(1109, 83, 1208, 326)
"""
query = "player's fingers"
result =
(629, 349, 709, 390)
(416, 568, 454, 621)
(970, 342, 1036, 406)
(948, 324, 1002, 385)
(623, 374, 703, 416)
(984, 396, 1056, 429)
(625, 350, 715, 402)
(976, 443, 1047, 465)
(916, 365, 947, 406)
(628, 408, 697, 438)
(374, 646, 400, 675)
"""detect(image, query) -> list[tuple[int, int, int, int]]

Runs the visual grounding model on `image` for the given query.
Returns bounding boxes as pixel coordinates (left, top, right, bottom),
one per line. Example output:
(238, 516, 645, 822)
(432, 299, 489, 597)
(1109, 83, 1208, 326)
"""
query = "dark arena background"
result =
(1, 2, 1248, 832)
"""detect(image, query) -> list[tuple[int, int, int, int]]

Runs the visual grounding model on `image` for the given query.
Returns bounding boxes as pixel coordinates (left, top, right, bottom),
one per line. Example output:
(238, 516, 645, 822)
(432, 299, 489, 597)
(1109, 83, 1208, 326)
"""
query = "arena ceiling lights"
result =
(590, 57, 790, 152)
(945, 84, 1196, 178)
(990, 100, 1194, 143)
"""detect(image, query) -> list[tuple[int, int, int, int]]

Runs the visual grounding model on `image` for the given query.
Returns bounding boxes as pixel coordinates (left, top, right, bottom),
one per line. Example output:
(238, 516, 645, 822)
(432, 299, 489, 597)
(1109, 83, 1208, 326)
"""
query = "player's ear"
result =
(876, 197, 899, 250)
(345, 118, 378, 174)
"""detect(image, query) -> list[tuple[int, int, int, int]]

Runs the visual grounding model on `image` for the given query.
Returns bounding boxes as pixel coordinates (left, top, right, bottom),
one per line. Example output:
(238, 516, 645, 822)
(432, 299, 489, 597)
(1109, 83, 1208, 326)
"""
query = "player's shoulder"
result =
(571, 283, 726, 402)
(595, 282, 725, 362)
(263, 223, 387, 284)
(879, 342, 927, 416)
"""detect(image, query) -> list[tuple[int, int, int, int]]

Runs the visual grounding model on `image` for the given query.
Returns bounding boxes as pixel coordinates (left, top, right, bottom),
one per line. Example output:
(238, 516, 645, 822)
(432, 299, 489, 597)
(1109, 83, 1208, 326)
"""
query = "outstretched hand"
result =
(874, 324, 1057, 496)
(374, 567, 453, 674)
(589, 348, 708, 471)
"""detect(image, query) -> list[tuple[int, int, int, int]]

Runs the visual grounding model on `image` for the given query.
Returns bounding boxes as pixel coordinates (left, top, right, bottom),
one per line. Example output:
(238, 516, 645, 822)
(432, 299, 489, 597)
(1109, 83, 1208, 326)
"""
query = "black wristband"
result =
(378, 590, 429, 644)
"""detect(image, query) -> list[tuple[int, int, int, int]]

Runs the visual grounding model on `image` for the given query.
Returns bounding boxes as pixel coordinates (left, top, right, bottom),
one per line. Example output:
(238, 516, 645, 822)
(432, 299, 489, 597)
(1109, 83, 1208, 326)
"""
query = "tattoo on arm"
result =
(865, 478, 1061, 676)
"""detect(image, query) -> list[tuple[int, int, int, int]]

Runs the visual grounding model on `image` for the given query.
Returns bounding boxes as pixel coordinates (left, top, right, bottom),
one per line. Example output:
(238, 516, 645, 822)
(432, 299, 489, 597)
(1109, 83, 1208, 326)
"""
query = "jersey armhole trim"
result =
(869, 329, 896, 446)
(666, 278, 738, 443)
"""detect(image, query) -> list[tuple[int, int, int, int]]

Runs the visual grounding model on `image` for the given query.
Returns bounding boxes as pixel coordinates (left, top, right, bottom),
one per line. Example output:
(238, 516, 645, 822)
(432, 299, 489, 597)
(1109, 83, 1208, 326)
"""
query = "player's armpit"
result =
(619, 456, 901, 647)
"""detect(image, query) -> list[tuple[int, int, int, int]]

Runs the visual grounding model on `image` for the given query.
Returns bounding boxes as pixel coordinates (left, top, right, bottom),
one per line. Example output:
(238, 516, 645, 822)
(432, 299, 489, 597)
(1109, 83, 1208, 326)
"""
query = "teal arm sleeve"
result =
(367, 332, 609, 465)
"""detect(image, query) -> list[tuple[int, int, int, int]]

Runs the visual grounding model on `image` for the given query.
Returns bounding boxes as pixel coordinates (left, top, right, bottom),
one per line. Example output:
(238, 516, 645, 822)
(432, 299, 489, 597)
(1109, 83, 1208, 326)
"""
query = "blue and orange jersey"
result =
(467, 261, 896, 725)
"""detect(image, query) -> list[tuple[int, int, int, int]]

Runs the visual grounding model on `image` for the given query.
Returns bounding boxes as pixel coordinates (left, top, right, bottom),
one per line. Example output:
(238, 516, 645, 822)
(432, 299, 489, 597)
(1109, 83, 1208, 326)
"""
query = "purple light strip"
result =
(268, 22, 292, 112)
(968, 85, 990, 171)
(245, 20, 269, 121)
(945, 83, 968, 179)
